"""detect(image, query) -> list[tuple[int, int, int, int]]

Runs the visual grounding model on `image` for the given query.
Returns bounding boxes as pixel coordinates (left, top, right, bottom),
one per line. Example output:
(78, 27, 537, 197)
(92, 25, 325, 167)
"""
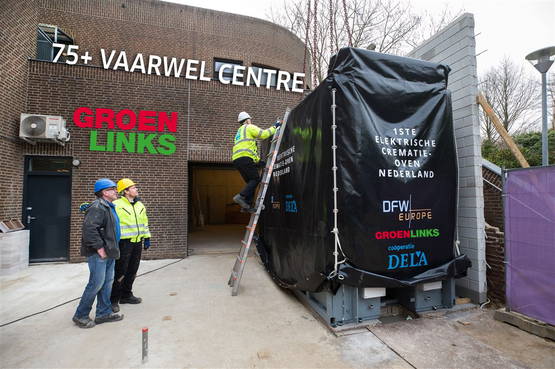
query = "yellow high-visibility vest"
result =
(232, 123, 276, 162)
(114, 197, 151, 242)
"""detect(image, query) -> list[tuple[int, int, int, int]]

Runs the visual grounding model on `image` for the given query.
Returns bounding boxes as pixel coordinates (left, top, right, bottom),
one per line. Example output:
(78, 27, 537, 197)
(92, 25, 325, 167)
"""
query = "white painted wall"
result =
(0, 230, 29, 276)
(408, 13, 487, 303)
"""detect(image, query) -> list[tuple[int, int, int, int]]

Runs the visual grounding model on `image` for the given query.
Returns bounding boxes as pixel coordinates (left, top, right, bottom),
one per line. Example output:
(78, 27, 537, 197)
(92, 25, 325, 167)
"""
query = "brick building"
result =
(482, 159, 505, 303)
(482, 159, 504, 231)
(1, 0, 305, 262)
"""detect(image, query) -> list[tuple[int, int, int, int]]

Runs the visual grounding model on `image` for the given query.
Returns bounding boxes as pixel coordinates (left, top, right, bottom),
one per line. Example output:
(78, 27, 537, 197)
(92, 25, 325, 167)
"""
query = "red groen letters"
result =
(73, 107, 177, 132)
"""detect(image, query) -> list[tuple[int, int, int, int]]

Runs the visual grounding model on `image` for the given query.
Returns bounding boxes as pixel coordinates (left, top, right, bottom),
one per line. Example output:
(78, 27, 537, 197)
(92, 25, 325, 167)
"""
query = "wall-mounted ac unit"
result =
(19, 114, 70, 146)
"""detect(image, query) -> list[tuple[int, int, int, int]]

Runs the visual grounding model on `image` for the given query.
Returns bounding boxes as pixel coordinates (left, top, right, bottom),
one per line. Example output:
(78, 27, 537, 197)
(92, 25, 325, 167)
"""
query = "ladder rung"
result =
(229, 108, 289, 296)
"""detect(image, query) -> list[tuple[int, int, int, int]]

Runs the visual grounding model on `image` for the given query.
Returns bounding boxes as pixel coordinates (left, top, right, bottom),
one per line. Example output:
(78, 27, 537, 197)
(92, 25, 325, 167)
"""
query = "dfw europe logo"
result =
(382, 194, 432, 224)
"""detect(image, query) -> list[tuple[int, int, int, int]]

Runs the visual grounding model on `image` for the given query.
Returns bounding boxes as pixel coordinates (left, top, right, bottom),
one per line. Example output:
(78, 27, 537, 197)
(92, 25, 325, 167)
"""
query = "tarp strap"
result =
(328, 87, 346, 280)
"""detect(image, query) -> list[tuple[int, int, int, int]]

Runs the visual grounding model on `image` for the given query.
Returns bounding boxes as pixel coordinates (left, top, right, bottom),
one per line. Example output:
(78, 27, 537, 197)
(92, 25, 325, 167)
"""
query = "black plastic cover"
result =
(259, 47, 470, 292)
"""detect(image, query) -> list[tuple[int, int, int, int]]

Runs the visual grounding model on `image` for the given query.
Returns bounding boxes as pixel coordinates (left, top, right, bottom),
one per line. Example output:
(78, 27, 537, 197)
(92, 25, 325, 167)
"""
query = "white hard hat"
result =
(237, 111, 251, 122)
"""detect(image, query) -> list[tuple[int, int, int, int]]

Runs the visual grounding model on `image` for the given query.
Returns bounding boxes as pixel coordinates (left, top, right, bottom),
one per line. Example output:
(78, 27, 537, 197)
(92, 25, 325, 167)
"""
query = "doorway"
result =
(22, 156, 72, 262)
(188, 164, 249, 254)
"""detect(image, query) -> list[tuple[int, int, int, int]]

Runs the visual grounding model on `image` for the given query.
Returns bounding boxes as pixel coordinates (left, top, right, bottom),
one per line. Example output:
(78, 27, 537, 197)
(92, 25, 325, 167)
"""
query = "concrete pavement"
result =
(1, 254, 553, 368)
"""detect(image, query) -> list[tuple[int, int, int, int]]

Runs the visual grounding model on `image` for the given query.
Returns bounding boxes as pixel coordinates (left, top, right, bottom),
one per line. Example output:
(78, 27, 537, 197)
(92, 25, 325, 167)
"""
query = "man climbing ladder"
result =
(232, 111, 282, 212)
(228, 109, 289, 296)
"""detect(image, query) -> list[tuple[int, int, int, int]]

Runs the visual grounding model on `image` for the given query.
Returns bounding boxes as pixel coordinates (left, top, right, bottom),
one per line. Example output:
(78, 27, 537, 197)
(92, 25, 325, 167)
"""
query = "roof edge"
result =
(482, 158, 502, 175)
(159, 0, 305, 47)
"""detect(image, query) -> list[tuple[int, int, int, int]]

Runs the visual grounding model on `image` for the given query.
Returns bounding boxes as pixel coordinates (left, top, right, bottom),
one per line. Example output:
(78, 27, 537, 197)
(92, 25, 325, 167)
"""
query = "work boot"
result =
(120, 295, 142, 304)
(95, 313, 124, 324)
(72, 316, 95, 328)
(111, 303, 120, 313)
(233, 194, 250, 210)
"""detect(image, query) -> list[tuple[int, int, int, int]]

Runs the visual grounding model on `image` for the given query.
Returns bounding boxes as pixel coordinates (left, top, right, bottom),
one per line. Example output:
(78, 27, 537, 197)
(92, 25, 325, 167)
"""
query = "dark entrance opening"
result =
(188, 163, 249, 254)
(22, 156, 72, 262)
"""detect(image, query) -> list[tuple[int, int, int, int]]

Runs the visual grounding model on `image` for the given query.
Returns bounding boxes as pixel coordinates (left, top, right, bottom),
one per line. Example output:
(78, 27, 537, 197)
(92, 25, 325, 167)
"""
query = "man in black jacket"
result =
(72, 178, 124, 328)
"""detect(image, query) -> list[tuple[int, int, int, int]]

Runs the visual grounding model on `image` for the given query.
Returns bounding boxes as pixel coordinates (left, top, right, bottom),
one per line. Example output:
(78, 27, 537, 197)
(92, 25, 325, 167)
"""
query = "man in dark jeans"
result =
(111, 178, 151, 313)
(73, 178, 124, 328)
(232, 111, 281, 211)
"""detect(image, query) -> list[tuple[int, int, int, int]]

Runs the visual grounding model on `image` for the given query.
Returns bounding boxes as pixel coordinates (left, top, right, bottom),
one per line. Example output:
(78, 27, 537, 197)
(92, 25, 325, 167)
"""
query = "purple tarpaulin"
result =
(504, 166, 555, 325)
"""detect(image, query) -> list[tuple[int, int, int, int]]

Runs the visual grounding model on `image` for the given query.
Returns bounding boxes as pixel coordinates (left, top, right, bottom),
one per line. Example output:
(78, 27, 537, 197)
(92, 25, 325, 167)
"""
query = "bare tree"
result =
(408, 5, 464, 48)
(267, 0, 461, 86)
(479, 57, 540, 142)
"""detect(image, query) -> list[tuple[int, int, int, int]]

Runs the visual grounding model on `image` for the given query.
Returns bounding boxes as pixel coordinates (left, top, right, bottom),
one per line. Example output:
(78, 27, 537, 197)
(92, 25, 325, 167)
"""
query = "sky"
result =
(164, 0, 554, 76)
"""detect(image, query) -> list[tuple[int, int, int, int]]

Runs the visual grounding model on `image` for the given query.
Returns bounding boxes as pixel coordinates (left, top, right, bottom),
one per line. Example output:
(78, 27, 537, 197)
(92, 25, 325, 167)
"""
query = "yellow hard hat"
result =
(117, 178, 136, 193)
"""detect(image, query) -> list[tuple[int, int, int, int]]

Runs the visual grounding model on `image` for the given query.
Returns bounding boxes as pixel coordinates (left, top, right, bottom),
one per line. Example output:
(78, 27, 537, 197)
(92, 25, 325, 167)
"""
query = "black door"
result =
(23, 156, 72, 262)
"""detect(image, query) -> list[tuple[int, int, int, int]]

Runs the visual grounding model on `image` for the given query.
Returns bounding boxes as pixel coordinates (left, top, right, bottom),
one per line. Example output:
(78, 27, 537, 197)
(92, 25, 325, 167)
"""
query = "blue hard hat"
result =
(94, 178, 117, 193)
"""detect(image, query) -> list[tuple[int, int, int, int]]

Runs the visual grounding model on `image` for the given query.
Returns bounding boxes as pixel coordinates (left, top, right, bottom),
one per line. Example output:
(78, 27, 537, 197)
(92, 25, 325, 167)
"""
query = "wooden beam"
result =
(477, 93, 530, 168)
(494, 309, 555, 340)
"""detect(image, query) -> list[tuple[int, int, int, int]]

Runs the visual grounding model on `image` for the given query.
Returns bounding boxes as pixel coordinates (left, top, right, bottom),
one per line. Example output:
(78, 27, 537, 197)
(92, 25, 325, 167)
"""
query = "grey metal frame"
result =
(295, 279, 456, 327)
(295, 286, 381, 327)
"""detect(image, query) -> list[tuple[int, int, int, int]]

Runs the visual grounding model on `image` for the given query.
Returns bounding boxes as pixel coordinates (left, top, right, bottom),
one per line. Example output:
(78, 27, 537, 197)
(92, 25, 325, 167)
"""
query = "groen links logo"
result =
(73, 107, 177, 155)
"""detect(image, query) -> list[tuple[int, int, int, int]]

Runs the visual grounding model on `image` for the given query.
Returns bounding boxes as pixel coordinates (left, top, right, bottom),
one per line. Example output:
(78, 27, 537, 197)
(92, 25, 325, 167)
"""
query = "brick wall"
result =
(2, 0, 305, 261)
(36, 0, 304, 79)
(482, 165, 504, 231)
(482, 162, 505, 303)
(485, 224, 505, 303)
(0, 1, 38, 219)
(408, 14, 487, 302)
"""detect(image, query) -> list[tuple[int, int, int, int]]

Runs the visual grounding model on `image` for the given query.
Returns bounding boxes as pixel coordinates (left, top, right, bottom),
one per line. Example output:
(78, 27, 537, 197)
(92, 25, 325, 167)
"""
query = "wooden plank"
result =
(494, 309, 555, 341)
(456, 297, 472, 305)
(476, 93, 530, 168)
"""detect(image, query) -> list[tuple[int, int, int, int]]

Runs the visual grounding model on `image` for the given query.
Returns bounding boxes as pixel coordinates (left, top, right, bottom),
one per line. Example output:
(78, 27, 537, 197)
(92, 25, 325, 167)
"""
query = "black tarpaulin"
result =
(258, 47, 471, 292)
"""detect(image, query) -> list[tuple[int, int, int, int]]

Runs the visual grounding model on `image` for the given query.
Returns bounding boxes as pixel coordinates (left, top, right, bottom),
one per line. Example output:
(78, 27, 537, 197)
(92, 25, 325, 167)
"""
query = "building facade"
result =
(1, 0, 306, 261)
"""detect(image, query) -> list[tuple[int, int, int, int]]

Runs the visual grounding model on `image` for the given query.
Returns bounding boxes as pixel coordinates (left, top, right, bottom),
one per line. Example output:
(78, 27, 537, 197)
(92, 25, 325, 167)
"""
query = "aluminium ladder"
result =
(228, 109, 290, 296)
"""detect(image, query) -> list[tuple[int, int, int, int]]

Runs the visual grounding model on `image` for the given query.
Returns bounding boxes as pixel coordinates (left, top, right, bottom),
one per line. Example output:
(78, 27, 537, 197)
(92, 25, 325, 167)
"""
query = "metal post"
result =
(541, 72, 548, 166)
(142, 328, 148, 364)
(525, 46, 555, 166)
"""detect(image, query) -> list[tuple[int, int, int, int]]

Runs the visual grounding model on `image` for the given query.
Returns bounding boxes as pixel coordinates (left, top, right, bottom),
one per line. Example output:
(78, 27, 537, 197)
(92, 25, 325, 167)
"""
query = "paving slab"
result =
(0, 259, 173, 326)
(0, 255, 410, 368)
(1, 254, 552, 368)
(188, 225, 244, 255)
(370, 308, 555, 369)
(458, 309, 555, 369)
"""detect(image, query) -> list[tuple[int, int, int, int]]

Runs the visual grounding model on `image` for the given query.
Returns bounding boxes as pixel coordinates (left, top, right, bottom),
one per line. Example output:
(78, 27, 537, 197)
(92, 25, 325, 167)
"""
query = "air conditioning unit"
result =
(19, 114, 70, 146)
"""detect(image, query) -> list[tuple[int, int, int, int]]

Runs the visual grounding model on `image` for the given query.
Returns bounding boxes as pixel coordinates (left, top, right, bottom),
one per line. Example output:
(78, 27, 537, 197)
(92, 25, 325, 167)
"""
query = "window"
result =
(213, 58, 243, 81)
(37, 24, 74, 62)
(251, 64, 278, 88)
(28, 157, 71, 173)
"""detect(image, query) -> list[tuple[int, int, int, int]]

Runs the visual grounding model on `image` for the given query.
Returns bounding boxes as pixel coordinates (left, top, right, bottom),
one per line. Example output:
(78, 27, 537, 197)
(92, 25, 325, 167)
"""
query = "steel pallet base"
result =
(294, 279, 456, 328)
